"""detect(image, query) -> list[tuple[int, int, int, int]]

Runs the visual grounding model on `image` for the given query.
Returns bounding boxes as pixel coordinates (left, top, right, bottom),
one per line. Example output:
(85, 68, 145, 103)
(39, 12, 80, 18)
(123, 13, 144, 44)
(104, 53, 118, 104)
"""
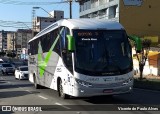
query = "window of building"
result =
(109, 0, 114, 2)
(108, 5, 118, 19)
(99, 0, 106, 5)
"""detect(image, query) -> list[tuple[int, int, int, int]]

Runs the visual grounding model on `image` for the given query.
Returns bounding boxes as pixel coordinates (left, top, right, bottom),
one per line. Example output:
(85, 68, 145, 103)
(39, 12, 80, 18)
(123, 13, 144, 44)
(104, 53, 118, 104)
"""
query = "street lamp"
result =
(33, 7, 54, 18)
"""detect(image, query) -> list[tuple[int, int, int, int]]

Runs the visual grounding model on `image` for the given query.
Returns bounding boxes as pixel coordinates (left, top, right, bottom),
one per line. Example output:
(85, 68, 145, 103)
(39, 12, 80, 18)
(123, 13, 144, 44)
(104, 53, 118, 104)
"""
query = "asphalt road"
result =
(0, 74, 160, 114)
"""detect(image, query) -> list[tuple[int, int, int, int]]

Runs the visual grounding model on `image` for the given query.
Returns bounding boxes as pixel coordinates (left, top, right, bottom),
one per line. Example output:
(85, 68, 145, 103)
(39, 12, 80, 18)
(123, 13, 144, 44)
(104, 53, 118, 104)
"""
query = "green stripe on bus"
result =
(38, 28, 64, 77)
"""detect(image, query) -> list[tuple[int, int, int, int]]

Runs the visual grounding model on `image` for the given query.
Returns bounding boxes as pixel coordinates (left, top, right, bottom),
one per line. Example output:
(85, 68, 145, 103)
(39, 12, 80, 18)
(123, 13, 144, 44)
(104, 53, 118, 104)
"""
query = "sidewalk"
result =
(134, 74, 160, 80)
(133, 74, 160, 91)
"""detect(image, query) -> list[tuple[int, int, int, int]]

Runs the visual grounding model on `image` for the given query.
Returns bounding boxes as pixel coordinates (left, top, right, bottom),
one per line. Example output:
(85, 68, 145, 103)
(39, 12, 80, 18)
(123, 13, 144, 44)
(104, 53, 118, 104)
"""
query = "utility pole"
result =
(69, 0, 72, 19)
(32, 9, 36, 37)
(1, 30, 4, 52)
(12, 33, 15, 58)
(12, 34, 14, 52)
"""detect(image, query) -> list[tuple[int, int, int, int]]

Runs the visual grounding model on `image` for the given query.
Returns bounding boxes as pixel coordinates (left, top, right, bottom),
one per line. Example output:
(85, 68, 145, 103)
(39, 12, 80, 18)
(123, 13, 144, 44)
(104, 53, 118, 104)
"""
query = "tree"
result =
(129, 36, 151, 80)
(0, 51, 6, 57)
(137, 39, 151, 80)
(138, 39, 151, 80)
(7, 50, 16, 58)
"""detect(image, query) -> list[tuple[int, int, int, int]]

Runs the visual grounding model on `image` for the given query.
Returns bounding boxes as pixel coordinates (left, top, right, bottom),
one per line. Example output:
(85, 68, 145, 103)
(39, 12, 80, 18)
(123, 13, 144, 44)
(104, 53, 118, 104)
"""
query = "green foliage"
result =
(6, 50, 12, 53)
(128, 35, 142, 53)
(0, 51, 6, 56)
(129, 35, 151, 80)
(7, 52, 16, 58)
(142, 39, 151, 49)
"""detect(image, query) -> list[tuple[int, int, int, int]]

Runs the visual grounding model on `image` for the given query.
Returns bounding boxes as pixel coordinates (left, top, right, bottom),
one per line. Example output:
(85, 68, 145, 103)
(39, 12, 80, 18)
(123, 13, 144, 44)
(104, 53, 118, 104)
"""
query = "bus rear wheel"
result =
(58, 79, 69, 99)
(34, 75, 40, 89)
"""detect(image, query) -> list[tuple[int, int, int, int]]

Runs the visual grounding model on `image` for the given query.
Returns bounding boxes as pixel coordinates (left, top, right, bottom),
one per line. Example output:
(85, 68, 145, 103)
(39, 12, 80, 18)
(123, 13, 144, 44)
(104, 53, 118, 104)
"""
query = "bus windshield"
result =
(73, 30, 132, 76)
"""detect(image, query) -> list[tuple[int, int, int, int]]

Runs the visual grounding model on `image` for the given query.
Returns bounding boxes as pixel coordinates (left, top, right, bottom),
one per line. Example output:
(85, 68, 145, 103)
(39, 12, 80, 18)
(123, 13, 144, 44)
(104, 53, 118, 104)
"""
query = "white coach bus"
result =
(28, 19, 134, 99)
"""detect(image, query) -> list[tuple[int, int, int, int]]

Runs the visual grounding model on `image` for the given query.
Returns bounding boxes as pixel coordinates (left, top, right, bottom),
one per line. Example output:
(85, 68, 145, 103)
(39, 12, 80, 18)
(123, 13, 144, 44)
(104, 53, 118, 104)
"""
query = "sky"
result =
(0, 0, 79, 31)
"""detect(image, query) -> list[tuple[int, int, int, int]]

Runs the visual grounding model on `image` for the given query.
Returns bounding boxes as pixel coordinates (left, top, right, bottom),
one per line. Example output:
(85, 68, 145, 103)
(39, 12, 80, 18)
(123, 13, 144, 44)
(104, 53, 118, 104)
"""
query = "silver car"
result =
(1, 63, 15, 75)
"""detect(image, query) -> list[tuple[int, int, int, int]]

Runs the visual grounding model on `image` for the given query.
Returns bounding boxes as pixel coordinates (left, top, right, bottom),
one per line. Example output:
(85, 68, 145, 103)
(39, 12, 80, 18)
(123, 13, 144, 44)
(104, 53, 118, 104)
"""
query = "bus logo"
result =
(57, 68, 62, 72)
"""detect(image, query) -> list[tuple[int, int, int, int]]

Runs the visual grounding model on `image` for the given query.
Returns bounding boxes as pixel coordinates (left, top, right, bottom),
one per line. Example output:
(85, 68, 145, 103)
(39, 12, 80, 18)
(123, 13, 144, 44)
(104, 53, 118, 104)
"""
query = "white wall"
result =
(133, 59, 159, 76)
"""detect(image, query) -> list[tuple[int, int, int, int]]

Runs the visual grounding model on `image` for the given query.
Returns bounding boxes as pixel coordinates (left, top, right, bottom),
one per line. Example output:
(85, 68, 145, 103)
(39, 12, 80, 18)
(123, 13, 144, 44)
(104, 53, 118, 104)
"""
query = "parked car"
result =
(0, 58, 4, 63)
(22, 60, 28, 66)
(11, 62, 24, 68)
(0, 58, 4, 70)
(15, 66, 28, 80)
(1, 63, 15, 75)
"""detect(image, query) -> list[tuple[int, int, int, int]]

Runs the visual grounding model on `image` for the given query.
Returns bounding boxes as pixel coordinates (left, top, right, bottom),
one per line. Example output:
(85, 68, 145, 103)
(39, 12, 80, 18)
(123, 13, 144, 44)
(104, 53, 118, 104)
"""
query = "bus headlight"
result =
(75, 79, 92, 87)
(122, 77, 133, 85)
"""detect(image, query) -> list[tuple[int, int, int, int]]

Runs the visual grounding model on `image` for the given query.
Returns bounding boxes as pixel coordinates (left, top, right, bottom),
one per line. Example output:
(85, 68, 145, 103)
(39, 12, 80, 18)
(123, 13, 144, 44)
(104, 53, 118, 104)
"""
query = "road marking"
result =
(38, 95, 48, 100)
(134, 88, 160, 93)
(55, 102, 71, 110)
(25, 90, 32, 93)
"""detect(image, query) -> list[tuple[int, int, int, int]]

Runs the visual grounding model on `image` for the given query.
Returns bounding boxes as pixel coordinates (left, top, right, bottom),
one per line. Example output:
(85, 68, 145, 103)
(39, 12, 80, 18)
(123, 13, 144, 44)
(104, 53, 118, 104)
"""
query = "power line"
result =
(0, 0, 68, 5)
(0, 20, 32, 29)
(0, 20, 31, 24)
(0, 23, 31, 28)
(0, 24, 30, 29)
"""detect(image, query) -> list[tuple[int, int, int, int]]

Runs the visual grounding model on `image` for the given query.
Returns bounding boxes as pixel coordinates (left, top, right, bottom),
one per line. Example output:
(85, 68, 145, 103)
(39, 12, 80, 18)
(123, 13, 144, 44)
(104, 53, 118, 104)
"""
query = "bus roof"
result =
(29, 19, 124, 43)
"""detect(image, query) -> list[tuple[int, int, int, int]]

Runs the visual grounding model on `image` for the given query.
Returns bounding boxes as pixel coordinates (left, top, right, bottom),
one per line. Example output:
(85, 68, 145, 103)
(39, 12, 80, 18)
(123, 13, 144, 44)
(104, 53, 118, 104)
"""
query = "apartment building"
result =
(0, 32, 2, 51)
(0, 30, 7, 51)
(7, 32, 15, 51)
(79, 0, 119, 21)
(33, 10, 64, 33)
(79, 0, 160, 42)
(15, 29, 32, 57)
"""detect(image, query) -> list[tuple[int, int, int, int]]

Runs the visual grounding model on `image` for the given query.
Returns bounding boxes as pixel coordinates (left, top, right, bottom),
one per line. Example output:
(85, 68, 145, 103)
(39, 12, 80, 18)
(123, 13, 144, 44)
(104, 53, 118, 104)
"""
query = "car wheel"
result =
(19, 75, 21, 80)
(2, 71, 4, 75)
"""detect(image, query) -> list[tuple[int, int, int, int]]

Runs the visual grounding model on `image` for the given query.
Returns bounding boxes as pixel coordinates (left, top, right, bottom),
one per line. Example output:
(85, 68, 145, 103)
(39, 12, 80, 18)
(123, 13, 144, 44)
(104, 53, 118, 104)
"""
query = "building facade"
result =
(79, 0, 160, 42)
(79, 0, 119, 21)
(7, 32, 15, 51)
(0, 32, 2, 51)
(33, 10, 64, 33)
(0, 30, 7, 52)
(49, 10, 64, 19)
(15, 29, 32, 57)
(33, 16, 57, 33)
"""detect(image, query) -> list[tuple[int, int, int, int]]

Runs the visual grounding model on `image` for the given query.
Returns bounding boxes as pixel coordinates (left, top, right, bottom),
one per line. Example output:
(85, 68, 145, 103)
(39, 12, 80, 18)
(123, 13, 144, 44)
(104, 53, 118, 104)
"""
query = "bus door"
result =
(60, 27, 74, 93)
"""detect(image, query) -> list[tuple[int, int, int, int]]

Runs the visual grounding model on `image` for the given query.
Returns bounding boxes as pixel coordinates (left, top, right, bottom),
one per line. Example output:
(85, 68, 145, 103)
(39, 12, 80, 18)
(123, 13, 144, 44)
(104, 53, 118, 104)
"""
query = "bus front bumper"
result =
(72, 84, 133, 97)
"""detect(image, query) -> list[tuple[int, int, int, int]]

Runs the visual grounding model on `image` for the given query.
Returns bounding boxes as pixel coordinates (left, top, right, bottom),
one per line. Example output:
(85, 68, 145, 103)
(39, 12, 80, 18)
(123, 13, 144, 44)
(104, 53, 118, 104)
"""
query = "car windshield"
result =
(13, 62, 23, 65)
(20, 67, 28, 71)
(73, 30, 132, 76)
(12, 62, 25, 68)
(2, 64, 12, 67)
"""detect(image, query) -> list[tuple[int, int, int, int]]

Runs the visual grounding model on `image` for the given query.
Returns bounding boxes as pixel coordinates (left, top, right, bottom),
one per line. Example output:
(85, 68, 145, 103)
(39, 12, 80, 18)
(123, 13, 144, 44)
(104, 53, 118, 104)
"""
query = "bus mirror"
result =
(67, 35, 75, 52)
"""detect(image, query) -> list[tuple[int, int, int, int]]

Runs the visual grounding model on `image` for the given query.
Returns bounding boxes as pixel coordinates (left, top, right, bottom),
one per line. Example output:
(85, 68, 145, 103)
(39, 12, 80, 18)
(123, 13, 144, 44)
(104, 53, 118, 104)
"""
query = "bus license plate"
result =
(103, 89, 113, 93)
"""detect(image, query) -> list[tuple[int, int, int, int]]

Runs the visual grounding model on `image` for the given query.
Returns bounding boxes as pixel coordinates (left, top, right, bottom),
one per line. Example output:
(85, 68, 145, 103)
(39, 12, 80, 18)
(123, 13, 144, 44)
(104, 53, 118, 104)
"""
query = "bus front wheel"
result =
(58, 79, 69, 99)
